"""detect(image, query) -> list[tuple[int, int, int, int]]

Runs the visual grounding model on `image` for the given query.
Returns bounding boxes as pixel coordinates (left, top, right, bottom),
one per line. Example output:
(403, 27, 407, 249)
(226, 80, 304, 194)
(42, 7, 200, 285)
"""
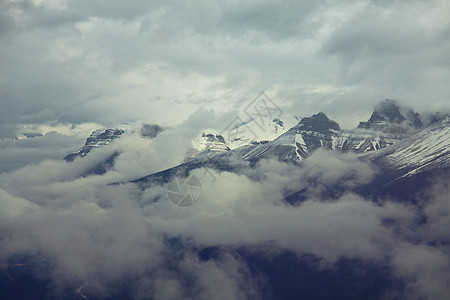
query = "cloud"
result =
(391, 244, 450, 300)
(1, 0, 449, 138)
(1, 135, 449, 299)
(320, 0, 450, 113)
(0, 132, 84, 173)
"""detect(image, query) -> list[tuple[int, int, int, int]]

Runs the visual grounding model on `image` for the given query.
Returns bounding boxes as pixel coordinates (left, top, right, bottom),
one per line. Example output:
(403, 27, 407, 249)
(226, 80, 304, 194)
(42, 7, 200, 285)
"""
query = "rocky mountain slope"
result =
(63, 123, 163, 162)
(63, 128, 126, 162)
(369, 115, 450, 177)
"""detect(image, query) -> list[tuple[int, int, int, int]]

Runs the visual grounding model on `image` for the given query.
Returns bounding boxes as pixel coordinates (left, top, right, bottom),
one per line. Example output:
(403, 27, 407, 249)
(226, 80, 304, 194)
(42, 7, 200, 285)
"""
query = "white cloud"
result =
(1, 0, 449, 137)
(0, 138, 448, 298)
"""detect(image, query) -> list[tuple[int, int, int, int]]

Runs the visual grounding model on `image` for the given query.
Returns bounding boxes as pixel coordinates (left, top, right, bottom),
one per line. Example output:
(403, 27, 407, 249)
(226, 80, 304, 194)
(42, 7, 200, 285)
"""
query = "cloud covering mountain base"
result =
(1, 143, 449, 299)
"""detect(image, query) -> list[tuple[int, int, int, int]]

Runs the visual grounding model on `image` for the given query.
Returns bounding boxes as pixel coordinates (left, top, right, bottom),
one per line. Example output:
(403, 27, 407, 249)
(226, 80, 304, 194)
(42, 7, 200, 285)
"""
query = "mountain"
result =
(64, 99, 445, 188)
(63, 128, 126, 162)
(223, 116, 297, 149)
(130, 101, 450, 198)
(184, 132, 230, 161)
(184, 100, 424, 163)
(357, 99, 423, 132)
(66, 100, 423, 168)
(63, 123, 163, 175)
(229, 112, 341, 161)
(64, 123, 164, 162)
(184, 116, 298, 160)
(353, 115, 450, 201)
(125, 103, 450, 300)
(202, 101, 422, 163)
(369, 115, 450, 176)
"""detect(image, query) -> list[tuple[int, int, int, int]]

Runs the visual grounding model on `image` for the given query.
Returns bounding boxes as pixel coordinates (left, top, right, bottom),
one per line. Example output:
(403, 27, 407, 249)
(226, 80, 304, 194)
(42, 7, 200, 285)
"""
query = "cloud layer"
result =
(1, 125, 449, 299)
(1, 0, 449, 139)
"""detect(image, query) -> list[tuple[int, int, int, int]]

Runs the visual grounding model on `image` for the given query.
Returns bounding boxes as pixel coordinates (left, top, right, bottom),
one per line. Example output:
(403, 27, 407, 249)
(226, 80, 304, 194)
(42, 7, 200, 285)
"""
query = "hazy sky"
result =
(1, 0, 450, 138)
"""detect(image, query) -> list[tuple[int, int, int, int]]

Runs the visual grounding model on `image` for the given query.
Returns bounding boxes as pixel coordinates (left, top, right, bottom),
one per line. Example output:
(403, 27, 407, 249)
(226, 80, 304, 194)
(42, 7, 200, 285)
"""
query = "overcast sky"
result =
(1, 0, 450, 139)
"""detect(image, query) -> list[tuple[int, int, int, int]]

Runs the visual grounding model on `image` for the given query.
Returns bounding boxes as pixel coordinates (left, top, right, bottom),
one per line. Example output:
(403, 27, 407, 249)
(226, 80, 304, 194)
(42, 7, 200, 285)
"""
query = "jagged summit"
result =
(271, 118, 285, 133)
(370, 99, 406, 124)
(64, 123, 163, 162)
(404, 109, 423, 129)
(64, 128, 125, 162)
(358, 99, 424, 133)
(295, 112, 340, 134)
(185, 131, 230, 161)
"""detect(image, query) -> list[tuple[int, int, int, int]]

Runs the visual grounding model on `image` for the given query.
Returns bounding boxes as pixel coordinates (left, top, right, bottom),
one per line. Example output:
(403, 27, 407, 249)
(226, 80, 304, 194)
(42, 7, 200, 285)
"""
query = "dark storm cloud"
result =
(1, 0, 449, 137)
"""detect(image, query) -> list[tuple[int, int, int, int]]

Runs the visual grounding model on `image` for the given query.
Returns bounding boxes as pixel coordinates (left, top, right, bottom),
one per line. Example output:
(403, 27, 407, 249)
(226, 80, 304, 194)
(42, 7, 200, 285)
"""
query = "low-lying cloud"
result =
(1, 124, 449, 299)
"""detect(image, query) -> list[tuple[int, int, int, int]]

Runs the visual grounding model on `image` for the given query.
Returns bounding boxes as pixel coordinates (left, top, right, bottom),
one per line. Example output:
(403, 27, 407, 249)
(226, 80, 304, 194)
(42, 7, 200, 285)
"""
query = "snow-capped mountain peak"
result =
(185, 130, 231, 161)
(358, 99, 423, 133)
(63, 122, 162, 162)
(369, 115, 450, 177)
(184, 116, 298, 161)
(294, 112, 340, 134)
(64, 128, 125, 161)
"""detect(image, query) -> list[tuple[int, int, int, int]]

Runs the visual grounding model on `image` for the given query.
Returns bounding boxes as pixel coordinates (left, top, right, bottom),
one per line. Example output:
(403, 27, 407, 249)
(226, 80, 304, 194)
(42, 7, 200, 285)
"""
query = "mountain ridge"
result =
(63, 100, 450, 189)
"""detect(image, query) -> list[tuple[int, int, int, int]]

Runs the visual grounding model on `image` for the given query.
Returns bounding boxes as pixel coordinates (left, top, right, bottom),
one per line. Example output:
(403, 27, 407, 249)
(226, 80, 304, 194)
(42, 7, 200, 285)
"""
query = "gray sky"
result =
(1, 0, 450, 139)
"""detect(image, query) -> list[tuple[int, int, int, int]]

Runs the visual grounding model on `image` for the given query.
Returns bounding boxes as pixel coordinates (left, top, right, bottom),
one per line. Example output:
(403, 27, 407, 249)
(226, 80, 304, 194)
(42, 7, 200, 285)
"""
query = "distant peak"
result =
(140, 123, 163, 139)
(296, 112, 340, 134)
(272, 118, 284, 127)
(375, 99, 399, 110)
(312, 112, 330, 121)
(371, 99, 405, 124)
(358, 99, 423, 130)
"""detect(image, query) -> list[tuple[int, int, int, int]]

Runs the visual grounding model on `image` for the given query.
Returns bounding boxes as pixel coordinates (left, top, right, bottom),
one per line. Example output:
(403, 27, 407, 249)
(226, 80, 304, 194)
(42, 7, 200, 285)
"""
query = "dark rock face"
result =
(370, 99, 406, 124)
(296, 112, 340, 134)
(84, 151, 120, 176)
(339, 135, 393, 153)
(22, 132, 44, 138)
(63, 146, 93, 162)
(358, 99, 423, 132)
(63, 128, 125, 176)
(272, 118, 285, 130)
(140, 124, 163, 139)
(427, 112, 449, 126)
(85, 129, 124, 146)
(202, 132, 227, 144)
(405, 109, 423, 129)
(288, 112, 339, 153)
